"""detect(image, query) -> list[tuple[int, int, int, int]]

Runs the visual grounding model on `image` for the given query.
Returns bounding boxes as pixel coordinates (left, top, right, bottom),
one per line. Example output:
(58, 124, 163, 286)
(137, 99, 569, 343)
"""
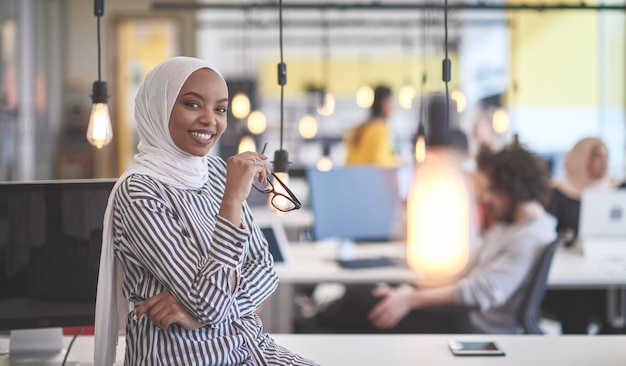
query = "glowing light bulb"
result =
(87, 81, 113, 149)
(415, 134, 426, 163)
(356, 85, 374, 108)
(232, 92, 251, 119)
(407, 147, 474, 284)
(298, 114, 318, 139)
(399, 85, 416, 110)
(86, 103, 113, 149)
(268, 171, 292, 216)
(317, 93, 335, 116)
(247, 110, 267, 134)
(492, 108, 510, 134)
(238, 135, 256, 153)
(316, 155, 333, 171)
(451, 91, 467, 113)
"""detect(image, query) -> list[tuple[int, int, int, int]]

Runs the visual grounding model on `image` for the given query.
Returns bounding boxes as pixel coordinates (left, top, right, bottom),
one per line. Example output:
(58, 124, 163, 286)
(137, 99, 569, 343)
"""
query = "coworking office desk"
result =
(261, 242, 626, 333)
(1, 334, 625, 365)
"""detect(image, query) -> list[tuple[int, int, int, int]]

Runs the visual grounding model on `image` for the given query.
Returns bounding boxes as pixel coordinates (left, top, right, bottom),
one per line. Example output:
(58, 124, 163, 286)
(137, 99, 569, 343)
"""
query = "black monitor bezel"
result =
(0, 178, 115, 331)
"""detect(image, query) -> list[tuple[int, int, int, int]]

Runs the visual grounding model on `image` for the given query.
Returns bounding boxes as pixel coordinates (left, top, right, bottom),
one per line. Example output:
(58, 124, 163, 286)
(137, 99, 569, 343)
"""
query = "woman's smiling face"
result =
(168, 68, 229, 157)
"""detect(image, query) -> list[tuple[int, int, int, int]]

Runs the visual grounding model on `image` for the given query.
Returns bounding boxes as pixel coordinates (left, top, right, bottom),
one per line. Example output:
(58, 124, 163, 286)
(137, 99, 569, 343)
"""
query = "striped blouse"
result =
(112, 156, 316, 365)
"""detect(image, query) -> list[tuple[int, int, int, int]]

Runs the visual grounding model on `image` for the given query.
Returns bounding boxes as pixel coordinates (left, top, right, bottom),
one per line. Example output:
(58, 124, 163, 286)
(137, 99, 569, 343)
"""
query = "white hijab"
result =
(94, 57, 226, 365)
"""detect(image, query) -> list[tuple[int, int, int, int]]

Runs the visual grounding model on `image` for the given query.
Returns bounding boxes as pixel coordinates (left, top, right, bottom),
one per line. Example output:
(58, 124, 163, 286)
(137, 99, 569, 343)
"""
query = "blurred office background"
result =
(0, 0, 624, 184)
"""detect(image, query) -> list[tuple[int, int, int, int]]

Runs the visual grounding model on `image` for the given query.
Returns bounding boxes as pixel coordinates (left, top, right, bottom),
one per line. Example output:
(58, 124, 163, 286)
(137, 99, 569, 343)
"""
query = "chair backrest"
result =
(517, 235, 566, 334)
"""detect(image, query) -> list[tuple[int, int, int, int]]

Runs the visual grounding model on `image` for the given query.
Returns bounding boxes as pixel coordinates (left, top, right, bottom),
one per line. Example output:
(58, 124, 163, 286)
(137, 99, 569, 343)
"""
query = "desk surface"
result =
(1, 334, 625, 366)
(276, 242, 626, 288)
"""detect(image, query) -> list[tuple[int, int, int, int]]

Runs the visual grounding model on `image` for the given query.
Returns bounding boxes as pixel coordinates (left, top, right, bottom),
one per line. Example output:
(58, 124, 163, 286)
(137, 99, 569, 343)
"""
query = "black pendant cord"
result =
(443, 0, 450, 130)
(97, 15, 102, 82)
(278, 0, 285, 151)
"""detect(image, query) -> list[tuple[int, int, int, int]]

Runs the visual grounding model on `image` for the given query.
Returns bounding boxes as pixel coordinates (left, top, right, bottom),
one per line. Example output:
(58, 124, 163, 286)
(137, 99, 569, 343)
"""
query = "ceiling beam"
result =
(153, 2, 626, 12)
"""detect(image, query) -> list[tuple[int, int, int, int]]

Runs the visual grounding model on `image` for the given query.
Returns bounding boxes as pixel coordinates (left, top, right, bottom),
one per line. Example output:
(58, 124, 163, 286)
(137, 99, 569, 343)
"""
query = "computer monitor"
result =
(307, 166, 405, 242)
(0, 179, 114, 359)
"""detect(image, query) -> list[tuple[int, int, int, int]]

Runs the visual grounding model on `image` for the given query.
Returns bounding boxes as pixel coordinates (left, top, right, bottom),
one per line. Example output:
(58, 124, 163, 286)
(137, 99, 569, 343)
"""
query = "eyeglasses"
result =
(252, 171, 302, 212)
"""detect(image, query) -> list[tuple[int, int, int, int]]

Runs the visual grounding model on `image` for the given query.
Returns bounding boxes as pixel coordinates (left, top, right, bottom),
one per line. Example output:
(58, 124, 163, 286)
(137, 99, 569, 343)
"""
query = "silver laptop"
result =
(579, 190, 626, 260)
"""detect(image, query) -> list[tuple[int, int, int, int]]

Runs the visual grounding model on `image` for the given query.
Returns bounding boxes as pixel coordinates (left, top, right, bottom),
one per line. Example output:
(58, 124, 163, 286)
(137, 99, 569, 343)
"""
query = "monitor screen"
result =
(307, 166, 405, 242)
(0, 179, 114, 330)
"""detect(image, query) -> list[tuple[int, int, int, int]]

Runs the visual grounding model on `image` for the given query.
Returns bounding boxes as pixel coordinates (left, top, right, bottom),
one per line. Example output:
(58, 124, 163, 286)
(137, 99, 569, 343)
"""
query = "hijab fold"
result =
(94, 57, 225, 365)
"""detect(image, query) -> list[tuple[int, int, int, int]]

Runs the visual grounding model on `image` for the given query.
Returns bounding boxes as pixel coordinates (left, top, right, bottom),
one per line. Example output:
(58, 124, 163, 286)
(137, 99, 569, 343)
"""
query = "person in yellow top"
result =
(345, 86, 400, 167)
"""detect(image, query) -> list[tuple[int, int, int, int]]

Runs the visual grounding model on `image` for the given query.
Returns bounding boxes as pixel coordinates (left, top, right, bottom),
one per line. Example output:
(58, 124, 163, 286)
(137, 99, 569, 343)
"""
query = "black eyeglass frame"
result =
(252, 171, 302, 212)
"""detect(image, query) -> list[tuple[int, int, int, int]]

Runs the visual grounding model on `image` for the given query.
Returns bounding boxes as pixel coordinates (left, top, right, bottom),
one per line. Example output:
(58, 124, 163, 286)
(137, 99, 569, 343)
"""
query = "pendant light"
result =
(492, 107, 510, 134)
(406, 0, 474, 284)
(86, 0, 113, 149)
(316, 141, 333, 172)
(243, 9, 266, 131)
(237, 135, 257, 154)
(398, 35, 416, 110)
(356, 85, 375, 109)
(247, 110, 267, 134)
(232, 92, 251, 119)
(316, 10, 334, 117)
(355, 56, 374, 108)
(298, 113, 318, 139)
(269, 0, 294, 215)
(451, 90, 466, 113)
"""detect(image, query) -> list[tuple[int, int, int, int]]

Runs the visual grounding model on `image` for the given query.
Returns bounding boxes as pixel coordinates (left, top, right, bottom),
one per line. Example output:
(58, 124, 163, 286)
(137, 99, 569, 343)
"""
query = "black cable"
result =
(97, 16, 102, 82)
(278, 0, 285, 151)
(61, 327, 83, 366)
(443, 0, 450, 131)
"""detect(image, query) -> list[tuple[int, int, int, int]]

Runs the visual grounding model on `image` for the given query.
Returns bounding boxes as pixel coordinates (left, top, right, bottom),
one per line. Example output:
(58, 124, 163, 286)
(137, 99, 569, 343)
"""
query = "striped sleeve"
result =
(206, 156, 279, 315)
(234, 203, 279, 315)
(115, 178, 247, 325)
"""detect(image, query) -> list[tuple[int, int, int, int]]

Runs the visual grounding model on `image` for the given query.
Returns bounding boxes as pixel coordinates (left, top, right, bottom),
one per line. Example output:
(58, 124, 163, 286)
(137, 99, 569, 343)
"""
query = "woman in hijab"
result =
(548, 137, 612, 243)
(345, 85, 399, 167)
(95, 57, 316, 365)
(543, 137, 613, 334)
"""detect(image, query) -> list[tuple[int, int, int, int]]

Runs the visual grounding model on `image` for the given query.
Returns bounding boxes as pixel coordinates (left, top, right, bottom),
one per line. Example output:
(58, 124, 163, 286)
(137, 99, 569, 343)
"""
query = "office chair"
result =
(517, 234, 568, 334)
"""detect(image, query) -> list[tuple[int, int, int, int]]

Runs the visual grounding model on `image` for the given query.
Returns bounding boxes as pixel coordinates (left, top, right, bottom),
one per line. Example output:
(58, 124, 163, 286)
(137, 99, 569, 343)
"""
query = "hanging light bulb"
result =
(399, 85, 417, 110)
(238, 135, 256, 154)
(232, 92, 251, 119)
(492, 108, 510, 134)
(298, 114, 318, 139)
(87, 81, 113, 149)
(451, 90, 467, 113)
(269, 150, 293, 216)
(247, 110, 267, 134)
(414, 124, 426, 163)
(317, 156, 333, 171)
(355, 85, 374, 108)
(317, 92, 335, 116)
(406, 95, 474, 284)
(316, 142, 333, 171)
(87, 0, 113, 149)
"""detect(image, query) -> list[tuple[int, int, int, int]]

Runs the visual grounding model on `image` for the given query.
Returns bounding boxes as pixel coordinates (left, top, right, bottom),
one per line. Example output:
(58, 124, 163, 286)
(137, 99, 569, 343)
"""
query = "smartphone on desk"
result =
(337, 257, 397, 269)
(448, 340, 505, 356)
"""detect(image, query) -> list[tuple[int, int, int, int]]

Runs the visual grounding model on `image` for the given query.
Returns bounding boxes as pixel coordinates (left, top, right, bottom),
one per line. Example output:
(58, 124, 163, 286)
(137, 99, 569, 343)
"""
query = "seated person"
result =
(318, 145, 556, 334)
(95, 57, 316, 365)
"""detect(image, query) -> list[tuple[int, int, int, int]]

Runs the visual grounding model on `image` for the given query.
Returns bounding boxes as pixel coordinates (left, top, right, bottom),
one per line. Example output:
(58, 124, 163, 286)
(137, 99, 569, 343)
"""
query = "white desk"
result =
(262, 242, 626, 333)
(2, 334, 625, 366)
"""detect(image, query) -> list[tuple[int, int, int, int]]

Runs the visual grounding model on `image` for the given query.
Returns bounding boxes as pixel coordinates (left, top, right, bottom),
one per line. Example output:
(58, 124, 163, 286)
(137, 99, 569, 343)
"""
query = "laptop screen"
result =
(261, 227, 285, 263)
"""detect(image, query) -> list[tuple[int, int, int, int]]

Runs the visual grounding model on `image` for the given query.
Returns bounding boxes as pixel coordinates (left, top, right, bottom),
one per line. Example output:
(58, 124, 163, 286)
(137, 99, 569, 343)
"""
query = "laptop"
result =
(579, 190, 626, 260)
(254, 215, 292, 266)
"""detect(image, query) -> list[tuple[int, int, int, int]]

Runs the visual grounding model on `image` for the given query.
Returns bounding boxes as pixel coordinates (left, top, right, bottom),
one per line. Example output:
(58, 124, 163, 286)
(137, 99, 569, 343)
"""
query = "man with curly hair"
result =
(367, 145, 557, 334)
